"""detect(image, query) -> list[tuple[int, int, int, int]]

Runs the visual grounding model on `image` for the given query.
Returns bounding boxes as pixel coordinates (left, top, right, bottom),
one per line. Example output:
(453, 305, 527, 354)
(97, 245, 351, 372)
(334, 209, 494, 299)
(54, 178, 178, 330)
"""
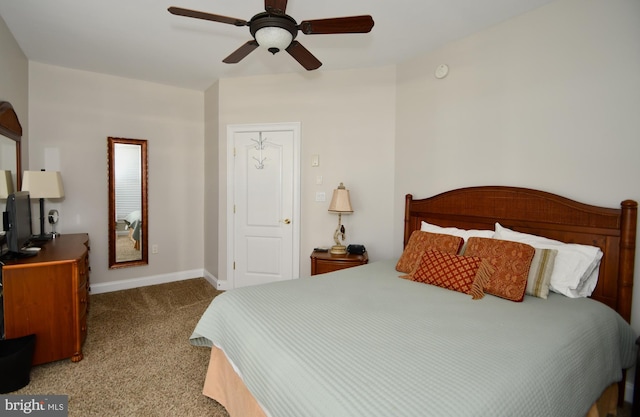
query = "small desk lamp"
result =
(21, 170, 65, 239)
(0, 170, 14, 199)
(328, 182, 353, 255)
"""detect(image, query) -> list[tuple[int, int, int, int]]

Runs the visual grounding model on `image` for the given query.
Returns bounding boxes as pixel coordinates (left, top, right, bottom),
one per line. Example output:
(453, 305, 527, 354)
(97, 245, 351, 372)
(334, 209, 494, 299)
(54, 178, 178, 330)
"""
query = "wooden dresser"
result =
(1, 233, 90, 365)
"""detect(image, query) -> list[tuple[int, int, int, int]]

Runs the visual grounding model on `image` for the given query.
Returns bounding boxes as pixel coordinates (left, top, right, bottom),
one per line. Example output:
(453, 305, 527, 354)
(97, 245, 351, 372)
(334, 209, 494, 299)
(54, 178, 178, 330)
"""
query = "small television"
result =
(2, 191, 33, 256)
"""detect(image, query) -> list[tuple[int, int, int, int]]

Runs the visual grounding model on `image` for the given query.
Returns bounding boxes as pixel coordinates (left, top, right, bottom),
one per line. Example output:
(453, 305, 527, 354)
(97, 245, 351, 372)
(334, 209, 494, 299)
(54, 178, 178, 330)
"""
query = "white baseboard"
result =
(90, 269, 207, 294)
(203, 269, 228, 290)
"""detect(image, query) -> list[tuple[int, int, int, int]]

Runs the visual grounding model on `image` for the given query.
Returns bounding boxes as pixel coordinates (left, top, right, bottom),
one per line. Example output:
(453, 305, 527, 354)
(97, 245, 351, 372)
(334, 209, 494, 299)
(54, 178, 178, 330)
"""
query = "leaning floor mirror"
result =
(108, 137, 148, 268)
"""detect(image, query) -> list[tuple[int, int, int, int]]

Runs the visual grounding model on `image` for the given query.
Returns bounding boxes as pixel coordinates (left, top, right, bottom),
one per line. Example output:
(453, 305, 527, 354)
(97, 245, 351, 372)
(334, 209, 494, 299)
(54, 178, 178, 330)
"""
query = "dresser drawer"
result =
(78, 253, 89, 286)
(77, 286, 89, 317)
(72, 312, 88, 363)
(79, 313, 88, 343)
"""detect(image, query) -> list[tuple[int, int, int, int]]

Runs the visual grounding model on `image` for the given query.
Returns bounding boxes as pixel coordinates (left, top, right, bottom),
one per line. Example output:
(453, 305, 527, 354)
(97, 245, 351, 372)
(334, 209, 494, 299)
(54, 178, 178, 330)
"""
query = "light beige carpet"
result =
(13, 278, 230, 417)
(116, 234, 142, 262)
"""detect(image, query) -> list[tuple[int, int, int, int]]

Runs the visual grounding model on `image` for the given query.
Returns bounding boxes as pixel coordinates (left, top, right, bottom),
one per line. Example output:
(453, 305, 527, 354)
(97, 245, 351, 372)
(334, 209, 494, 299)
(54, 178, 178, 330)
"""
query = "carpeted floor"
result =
(13, 278, 230, 417)
(116, 234, 142, 262)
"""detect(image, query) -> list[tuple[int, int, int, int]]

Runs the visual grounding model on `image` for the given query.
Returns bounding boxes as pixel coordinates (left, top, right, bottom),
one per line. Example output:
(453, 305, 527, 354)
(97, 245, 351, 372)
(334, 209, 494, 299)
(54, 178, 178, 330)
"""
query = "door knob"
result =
(282, 219, 291, 224)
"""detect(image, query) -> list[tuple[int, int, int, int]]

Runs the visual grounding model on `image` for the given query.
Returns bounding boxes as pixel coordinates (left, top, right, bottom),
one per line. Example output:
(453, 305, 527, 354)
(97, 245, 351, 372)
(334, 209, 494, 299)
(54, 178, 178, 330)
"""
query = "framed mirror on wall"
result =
(108, 137, 148, 269)
(0, 101, 23, 194)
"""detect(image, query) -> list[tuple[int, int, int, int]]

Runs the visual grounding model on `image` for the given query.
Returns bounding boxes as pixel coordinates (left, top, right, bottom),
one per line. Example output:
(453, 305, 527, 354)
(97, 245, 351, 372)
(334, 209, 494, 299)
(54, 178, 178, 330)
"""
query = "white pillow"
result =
(568, 267, 600, 298)
(420, 221, 494, 241)
(493, 223, 602, 298)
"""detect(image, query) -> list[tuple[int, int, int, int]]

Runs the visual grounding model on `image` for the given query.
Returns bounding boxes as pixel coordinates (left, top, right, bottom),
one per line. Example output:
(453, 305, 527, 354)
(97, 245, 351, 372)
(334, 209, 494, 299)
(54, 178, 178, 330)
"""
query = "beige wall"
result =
(4, 0, 640, 333)
(395, 0, 640, 328)
(0, 14, 28, 169)
(212, 67, 397, 283)
(28, 62, 205, 289)
(204, 81, 220, 286)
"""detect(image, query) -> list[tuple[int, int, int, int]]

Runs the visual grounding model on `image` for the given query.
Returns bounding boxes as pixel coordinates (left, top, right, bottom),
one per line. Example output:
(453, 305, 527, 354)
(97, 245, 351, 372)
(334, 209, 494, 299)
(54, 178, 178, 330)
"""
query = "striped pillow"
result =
(526, 248, 557, 299)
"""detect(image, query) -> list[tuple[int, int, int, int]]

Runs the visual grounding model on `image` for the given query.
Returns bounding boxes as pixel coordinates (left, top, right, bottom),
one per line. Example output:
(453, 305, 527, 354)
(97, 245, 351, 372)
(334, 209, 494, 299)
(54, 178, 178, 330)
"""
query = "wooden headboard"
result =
(404, 186, 637, 323)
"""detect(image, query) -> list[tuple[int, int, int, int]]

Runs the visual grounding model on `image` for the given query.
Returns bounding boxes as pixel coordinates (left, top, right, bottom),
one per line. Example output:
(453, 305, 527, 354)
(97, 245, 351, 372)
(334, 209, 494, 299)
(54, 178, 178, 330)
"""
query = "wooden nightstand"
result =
(310, 250, 368, 275)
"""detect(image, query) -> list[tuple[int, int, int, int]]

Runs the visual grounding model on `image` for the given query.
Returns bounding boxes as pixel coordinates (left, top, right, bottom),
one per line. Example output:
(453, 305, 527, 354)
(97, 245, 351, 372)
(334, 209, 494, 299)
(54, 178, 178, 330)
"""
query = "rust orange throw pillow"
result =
(396, 231, 464, 273)
(402, 250, 493, 299)
(464, 237, 535, 302)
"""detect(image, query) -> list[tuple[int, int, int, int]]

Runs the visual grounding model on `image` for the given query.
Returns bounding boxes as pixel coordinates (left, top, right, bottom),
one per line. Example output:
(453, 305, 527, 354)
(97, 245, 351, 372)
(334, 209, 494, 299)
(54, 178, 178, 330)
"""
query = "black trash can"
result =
(0, 334, 36, 393)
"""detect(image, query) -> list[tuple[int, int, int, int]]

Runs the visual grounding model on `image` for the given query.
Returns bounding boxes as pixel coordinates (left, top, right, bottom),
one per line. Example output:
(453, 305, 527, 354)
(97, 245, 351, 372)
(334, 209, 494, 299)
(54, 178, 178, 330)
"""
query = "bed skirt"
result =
(203, 346, 619, 417)
(204, 347, 267, 417)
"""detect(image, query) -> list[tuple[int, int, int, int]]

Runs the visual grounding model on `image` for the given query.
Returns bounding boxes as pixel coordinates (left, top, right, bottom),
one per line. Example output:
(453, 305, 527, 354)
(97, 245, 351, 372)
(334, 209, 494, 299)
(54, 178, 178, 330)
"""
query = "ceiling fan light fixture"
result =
(168, 6, 374, 69)
(255, 26, 293, 54)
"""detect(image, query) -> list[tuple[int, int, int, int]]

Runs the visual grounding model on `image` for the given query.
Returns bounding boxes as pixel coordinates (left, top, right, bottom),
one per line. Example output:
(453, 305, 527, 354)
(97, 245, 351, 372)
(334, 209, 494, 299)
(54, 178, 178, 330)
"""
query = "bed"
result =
(123, 210, 141, 250)
(191, 186, 638, 417)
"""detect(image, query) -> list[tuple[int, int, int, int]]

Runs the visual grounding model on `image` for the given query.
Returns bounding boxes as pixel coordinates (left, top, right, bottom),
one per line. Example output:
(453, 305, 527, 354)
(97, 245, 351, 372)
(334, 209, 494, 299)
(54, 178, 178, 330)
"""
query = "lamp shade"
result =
(255, 26, 293, 52)
(21, 170, 65, 199)
(328, 183, 353, 213)
(0, 170, 14, 199)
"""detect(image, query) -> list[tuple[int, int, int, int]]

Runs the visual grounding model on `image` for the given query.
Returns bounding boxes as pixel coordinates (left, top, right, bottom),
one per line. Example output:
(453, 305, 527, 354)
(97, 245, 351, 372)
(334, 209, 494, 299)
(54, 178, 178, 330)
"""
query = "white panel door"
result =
(231, 125, 299, 288)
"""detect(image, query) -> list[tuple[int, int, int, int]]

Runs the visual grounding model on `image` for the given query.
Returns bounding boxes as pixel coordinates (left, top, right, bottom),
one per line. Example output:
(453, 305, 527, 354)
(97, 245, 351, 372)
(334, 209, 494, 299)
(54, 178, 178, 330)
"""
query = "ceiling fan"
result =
(168, 0, 374, 70)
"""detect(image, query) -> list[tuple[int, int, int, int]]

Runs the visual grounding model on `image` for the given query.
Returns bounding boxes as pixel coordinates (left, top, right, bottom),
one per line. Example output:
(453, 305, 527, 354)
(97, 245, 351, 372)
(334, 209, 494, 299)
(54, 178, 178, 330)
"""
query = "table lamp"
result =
(328, 182, 353, 255)
(21, 170, 65, 239)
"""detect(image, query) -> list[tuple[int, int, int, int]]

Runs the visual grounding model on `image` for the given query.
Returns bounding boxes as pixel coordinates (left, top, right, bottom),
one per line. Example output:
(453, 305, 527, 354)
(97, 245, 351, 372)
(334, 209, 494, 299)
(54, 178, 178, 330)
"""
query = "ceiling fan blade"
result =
(168, 7, 247, 27)
(223, 41, 260, 64)
(299, 15, 374, 35)
(286, 41, 322, 71)
(265, 0, 288, 15)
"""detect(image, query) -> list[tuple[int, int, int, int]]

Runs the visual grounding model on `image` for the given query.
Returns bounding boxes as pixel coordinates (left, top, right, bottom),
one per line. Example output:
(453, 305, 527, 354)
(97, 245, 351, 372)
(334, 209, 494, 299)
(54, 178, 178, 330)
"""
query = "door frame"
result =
(226, 122, 301, 288)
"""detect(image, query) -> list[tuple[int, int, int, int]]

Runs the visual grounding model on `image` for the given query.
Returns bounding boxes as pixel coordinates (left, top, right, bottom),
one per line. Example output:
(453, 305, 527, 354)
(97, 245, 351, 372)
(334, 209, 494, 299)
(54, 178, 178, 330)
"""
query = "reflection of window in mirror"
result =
(115, 143, 142, 261)
(108, 137, 148, 269)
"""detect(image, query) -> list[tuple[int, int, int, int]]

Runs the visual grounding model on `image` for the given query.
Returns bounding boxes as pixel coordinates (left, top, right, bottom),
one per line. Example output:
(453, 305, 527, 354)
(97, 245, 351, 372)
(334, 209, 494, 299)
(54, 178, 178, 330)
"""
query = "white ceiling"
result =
(0, 0, 556, 91)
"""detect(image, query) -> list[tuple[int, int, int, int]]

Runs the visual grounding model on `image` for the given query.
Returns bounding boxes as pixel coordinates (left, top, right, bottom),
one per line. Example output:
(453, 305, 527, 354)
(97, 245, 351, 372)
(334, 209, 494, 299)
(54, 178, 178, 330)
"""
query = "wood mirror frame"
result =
(0, 101, 23, 190)
(108, 137, 148, 269)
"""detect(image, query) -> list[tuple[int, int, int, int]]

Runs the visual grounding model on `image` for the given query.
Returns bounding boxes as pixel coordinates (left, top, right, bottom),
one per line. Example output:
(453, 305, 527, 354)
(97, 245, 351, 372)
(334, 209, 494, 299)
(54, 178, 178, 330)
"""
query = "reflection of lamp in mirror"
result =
(21, 170, 65, 239)
(0, 170, 14, 199)
(328, 182, 353, 255)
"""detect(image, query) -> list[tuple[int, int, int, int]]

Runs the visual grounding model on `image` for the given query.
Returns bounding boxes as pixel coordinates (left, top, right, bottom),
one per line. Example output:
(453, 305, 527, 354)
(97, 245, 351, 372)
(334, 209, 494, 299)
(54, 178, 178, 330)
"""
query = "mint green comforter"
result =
(191, 260, 636, 417)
